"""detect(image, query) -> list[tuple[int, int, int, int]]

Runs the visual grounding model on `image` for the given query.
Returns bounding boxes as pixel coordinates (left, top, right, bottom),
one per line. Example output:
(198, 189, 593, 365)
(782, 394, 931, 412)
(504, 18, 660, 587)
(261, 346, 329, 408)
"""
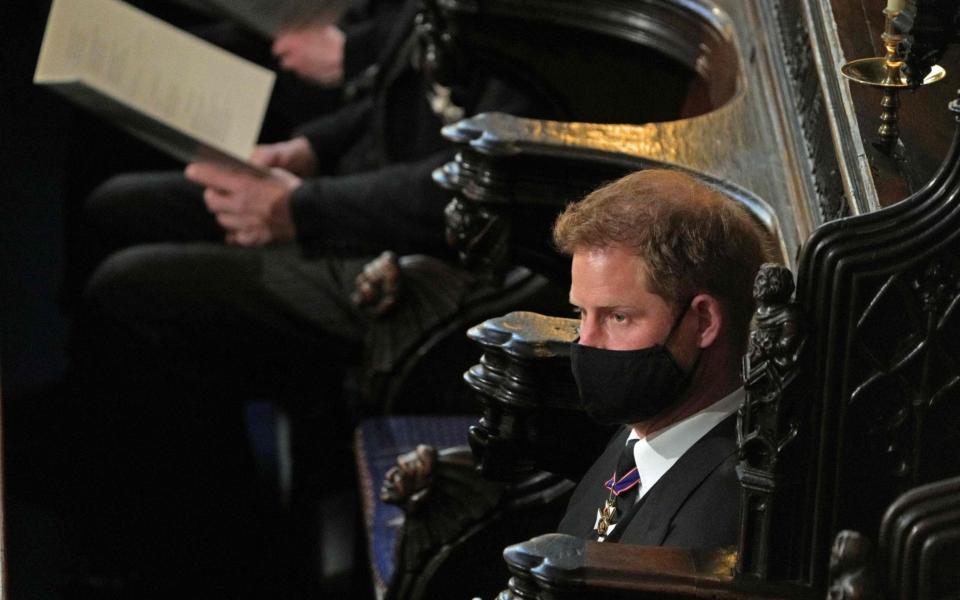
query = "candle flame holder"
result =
(840, 4, 946, 149)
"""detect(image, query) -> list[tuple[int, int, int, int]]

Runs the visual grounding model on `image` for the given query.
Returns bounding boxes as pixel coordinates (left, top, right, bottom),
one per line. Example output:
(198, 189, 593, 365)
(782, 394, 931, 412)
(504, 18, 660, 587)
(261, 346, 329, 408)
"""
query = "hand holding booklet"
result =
(34, 0, 276, 174)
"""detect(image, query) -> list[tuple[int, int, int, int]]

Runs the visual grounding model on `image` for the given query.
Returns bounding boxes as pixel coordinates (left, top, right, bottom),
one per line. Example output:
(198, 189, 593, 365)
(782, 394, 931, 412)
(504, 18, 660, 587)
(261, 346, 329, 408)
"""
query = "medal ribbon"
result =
(604, 467, 640, 497)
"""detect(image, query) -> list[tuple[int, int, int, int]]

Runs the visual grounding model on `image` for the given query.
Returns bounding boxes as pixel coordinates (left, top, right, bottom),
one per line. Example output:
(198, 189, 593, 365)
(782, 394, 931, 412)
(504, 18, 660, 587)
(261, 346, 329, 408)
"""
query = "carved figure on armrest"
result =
(826, 530, 877, 600)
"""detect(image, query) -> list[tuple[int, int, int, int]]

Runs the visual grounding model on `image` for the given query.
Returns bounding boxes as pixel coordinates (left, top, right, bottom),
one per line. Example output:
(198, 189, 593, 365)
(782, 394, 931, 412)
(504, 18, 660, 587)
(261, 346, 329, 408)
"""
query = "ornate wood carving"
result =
(761, 0, 851, 222)
(382, 445, 505, 596)
(442, 194, 512, 280)
(737, 264, 810, 581)
(846, 255, 960, 488)
(381, 444, 574, 600)
(825, 531, 878, 600)
(462, 311, 613, 481)
(353, 251, 404, 317)
(353, 251, 565, 415)
(779, 93, 960, 591)
(355, 253, 478, 411)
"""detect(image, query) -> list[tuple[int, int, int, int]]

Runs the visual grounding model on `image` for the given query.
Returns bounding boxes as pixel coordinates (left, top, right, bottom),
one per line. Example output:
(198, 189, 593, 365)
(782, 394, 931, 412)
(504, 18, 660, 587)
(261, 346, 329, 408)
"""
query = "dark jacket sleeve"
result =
(293, 98, 374, 174)
(341, 18, 386, 80)
(340, 0, 405, 81)
(659, 452, 739, 548)
(289, 149, 453, 257)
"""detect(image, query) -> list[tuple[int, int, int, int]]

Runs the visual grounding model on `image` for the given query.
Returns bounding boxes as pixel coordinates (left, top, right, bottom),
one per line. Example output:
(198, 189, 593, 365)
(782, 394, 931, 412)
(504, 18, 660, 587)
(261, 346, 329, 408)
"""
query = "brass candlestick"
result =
(840, 4, 946, 148)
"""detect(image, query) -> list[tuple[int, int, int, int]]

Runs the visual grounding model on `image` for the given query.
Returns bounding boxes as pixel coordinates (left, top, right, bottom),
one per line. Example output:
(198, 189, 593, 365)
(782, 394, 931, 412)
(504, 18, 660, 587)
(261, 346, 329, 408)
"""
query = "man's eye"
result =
(612, 313, 627, 323)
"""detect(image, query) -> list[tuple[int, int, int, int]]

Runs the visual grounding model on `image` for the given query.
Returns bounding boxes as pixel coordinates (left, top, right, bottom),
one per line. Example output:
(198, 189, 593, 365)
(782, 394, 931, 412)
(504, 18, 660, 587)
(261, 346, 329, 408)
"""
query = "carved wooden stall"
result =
(354, 0, 960, 598)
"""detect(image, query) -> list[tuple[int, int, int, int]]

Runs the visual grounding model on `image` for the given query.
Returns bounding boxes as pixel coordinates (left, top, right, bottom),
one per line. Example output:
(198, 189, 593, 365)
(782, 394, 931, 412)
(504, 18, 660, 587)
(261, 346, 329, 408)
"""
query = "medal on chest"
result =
(594, 467, 640, 542)
(595, 495, 618, 541)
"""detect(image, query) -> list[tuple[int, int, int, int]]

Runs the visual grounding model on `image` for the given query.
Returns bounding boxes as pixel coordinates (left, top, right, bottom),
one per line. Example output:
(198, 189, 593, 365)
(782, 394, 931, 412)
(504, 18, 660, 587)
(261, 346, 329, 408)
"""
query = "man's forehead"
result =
(569, 245, 654, 301)
(572, 245, 650, 277)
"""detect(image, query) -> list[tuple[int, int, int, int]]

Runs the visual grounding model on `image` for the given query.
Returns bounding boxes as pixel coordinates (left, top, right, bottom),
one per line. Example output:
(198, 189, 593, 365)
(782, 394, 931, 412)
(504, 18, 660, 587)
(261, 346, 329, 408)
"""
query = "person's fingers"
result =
(203, 187, 237, 213)
(234, 228, 255, 246)
(272, 33, 294, 57)
(234, 227, 267, 247)
(280, 53, 301, 71)
(214, 211, 248, 231)
(249, 145, 279, 167)
(185, 162, 245, 191)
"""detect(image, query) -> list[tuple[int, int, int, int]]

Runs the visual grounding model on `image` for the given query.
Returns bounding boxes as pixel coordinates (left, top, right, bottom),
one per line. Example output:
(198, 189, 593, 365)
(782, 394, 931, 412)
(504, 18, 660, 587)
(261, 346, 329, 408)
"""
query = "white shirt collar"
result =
(627, 387, 743, 500)
(592, 387, 743, 536)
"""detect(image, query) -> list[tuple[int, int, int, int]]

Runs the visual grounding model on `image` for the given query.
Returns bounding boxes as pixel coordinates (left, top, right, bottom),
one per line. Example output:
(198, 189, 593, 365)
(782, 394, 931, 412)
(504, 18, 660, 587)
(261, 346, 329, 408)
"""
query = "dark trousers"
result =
(67, 171, 373, 595)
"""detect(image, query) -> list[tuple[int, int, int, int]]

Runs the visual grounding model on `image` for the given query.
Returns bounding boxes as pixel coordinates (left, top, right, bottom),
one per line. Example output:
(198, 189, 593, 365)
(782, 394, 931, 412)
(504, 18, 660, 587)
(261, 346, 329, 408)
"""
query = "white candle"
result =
(887, 0, 905, 12)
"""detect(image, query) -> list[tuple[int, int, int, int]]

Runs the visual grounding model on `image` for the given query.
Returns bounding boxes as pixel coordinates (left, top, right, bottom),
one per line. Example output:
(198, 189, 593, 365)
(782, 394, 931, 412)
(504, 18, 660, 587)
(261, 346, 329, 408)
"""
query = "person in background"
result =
(63, 0, 554, 595)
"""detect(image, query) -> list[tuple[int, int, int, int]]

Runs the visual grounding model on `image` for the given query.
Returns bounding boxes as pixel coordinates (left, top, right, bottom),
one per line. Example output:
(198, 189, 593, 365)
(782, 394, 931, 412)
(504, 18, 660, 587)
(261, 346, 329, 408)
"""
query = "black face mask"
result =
(570, 303, 696, 425)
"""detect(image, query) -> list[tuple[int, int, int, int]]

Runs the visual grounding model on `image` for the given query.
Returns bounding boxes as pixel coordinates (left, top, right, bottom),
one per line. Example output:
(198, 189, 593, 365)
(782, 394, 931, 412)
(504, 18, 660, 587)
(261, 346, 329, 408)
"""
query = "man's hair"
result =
(553, 169, 774, 350)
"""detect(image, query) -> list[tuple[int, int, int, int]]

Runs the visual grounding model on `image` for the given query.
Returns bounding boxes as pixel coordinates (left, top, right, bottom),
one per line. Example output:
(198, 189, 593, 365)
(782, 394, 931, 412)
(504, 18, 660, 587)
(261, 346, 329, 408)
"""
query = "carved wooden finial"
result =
(753, 262, 796, 306)
(748, 263, 803, 369)
(352, 251, 402, 316)
(737, 263, 806, 579)
(826, 530, 877, 600)
(381, 444, 438, 513)
(381, 444, 506, 593)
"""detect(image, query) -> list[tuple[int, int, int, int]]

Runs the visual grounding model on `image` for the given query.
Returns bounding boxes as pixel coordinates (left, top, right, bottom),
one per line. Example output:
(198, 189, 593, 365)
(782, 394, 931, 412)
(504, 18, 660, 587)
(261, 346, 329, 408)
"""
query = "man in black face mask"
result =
(554, 169, 771, 546)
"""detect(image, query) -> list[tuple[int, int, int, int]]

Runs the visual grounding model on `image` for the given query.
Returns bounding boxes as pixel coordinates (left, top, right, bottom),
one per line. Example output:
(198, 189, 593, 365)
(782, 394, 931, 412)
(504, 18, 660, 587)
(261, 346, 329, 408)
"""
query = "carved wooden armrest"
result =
(500, 534, 813, 600)
(352, 251, 480, 411)
(380, 443, 574, 600)
(463, 311, 614, 481)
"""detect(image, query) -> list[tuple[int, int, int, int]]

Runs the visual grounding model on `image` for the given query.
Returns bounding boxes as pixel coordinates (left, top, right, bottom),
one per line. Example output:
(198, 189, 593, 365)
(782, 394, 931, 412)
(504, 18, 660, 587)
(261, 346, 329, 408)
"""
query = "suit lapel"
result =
(609, 414, 737, 544)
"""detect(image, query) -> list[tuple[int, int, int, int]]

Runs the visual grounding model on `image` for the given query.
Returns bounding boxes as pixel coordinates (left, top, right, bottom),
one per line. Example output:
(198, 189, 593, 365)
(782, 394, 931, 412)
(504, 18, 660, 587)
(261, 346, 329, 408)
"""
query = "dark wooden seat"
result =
(878, 475, 960, 600)
(419, 0, 740, 125)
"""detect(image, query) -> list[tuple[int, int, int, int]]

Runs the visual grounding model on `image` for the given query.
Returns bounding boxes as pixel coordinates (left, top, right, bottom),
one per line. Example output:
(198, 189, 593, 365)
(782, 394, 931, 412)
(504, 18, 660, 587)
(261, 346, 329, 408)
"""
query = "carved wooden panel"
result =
(739, 95, 960, 591)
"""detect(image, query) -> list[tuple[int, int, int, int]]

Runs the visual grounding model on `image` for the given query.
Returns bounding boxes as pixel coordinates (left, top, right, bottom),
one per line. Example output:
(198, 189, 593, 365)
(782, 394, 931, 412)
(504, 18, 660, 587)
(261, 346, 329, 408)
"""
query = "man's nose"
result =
(577, 318, 604, 349)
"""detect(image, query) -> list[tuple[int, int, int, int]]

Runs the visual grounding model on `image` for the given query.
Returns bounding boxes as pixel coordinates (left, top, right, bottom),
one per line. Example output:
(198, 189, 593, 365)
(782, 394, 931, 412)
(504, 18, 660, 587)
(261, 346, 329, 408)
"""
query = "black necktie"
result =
(595, 438, 640, 540)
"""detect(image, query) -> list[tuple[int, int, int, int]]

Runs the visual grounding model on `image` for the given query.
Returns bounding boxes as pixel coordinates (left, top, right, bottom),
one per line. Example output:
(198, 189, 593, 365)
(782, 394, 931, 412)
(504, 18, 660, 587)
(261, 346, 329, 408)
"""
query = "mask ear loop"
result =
(662, 295, 701, 380)
(662, 295, 696, 344)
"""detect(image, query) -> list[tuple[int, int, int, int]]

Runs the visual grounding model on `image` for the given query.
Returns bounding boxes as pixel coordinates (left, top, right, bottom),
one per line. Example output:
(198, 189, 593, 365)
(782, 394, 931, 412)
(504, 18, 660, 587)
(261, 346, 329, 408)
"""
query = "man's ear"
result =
(691, 294, 723, 349)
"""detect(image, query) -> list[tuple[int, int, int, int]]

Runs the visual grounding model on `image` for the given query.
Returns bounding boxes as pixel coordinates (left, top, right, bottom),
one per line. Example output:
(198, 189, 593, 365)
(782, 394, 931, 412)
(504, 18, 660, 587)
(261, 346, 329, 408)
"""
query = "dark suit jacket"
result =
(556, 413, 740, 547)
(288, 0, 552, 259)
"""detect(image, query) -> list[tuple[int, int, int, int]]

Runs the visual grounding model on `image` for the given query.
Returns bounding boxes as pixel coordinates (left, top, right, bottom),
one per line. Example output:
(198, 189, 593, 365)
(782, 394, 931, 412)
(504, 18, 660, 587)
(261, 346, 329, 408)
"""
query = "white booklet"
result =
(34, 0, 276, 172)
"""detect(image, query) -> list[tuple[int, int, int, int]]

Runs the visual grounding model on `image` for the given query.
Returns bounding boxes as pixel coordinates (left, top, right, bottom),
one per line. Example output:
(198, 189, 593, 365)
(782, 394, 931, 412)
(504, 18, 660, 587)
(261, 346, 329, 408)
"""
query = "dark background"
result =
(1, 3, 282, 596)
(2, 1, 71, 401)
(3, 2, 85, 596)
(1, 2, 357, 595)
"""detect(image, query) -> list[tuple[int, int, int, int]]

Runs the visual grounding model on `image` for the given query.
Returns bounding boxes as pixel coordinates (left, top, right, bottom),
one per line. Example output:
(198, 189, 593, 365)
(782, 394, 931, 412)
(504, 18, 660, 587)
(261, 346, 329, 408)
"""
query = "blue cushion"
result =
(354, 415, 476, 595)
